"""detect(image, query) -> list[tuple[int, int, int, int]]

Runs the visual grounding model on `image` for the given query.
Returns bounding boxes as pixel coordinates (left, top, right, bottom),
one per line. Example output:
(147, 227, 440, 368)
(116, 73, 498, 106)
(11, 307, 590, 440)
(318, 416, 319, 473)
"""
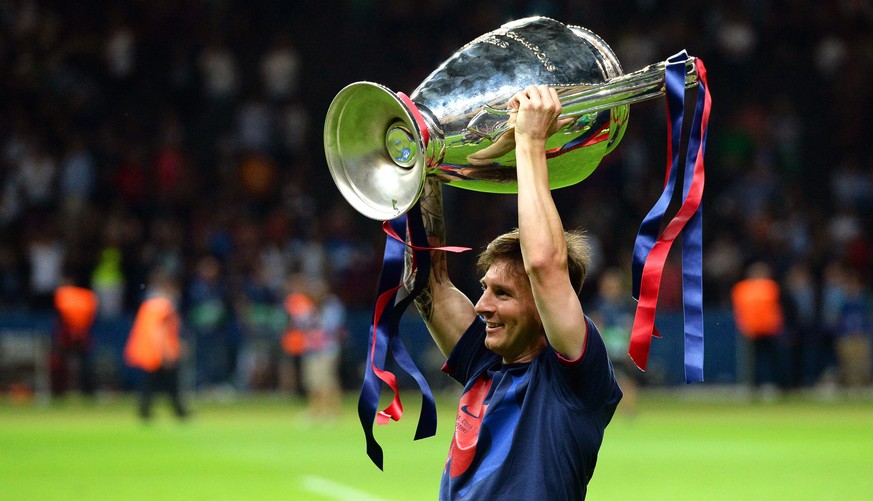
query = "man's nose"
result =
(474, 293, 492, 316)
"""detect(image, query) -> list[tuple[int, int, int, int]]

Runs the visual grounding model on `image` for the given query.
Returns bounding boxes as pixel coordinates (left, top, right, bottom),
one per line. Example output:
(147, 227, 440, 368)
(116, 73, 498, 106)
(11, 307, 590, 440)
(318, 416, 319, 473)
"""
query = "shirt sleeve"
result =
(545, 316, 622, 412)
(441, 316, 501, 385)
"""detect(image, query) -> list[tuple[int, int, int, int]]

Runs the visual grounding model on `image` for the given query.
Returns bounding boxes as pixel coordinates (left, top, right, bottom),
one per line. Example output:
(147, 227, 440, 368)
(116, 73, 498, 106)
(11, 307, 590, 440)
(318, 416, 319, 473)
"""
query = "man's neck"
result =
(502, 339, 546, 364)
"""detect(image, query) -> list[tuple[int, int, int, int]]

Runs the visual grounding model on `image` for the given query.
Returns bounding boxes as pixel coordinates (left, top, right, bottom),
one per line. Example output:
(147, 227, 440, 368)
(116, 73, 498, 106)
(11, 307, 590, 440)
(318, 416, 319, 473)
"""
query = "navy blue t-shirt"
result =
(439, 316, 622, 500)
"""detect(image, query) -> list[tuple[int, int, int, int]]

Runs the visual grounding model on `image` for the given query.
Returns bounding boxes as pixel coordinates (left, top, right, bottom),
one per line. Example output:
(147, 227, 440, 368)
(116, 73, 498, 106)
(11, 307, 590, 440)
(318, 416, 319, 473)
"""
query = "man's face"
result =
(474, 260, 545, 363)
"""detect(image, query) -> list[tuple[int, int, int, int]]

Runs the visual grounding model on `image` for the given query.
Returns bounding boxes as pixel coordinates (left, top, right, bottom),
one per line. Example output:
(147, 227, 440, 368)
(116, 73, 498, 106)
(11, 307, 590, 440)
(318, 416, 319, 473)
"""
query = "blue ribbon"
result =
(357, 203, 438, 470)
(630, 51, 709, 383)
(388, 202, 438, 441)
(679, 66, 709, 383)
(631, 51, 688, 302)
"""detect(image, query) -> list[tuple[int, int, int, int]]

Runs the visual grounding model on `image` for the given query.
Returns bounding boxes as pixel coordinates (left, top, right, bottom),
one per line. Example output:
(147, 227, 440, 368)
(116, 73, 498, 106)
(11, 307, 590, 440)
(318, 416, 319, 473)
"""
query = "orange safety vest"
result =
(282, 292, 316, 356)
(731, 278, 784, 338)
(124, 297, 181, 372)
(54, 285, 98, 341)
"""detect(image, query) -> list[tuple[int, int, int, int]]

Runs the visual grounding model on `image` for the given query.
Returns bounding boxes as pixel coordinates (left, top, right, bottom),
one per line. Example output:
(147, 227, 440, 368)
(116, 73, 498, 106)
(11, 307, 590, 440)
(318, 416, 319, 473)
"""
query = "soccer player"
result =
(414, 85, 623, 500)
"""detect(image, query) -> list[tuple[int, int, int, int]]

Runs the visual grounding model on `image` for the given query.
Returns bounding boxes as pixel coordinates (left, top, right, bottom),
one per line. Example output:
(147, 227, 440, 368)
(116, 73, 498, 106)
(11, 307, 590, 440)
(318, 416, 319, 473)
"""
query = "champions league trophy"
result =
(324, 16, 700, 221)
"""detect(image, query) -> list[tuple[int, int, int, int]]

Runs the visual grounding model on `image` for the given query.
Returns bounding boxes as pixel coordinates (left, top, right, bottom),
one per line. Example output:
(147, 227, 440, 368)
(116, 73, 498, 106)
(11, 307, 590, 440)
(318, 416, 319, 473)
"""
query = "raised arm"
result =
(512, 85, 588, 360)
(414, 177, 477, 357)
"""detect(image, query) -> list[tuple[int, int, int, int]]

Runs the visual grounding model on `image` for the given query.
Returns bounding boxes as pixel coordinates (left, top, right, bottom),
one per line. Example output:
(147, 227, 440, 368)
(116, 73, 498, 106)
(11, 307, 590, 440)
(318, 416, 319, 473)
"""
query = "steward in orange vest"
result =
(54, 285, 99, 348)
(124, 272, 188, 420)
(52, 282, 99, 396)
(731, 262, 787, 389)
(731, 277, 784, 339)
(124, 297, 181, 372)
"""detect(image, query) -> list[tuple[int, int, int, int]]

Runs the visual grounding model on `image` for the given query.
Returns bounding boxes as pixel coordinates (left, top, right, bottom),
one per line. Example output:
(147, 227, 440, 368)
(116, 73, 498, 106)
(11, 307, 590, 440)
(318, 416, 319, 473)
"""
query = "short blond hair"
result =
(476, 228, 590, 295)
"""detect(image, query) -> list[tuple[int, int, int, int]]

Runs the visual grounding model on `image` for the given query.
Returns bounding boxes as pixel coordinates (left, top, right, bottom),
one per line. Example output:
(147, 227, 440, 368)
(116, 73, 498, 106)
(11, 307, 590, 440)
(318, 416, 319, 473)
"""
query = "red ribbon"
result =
(397, 92, 429, 147)
(628, 57, 712, 372)
(368, 221, 471, 425)
(381, 220, 471, 254)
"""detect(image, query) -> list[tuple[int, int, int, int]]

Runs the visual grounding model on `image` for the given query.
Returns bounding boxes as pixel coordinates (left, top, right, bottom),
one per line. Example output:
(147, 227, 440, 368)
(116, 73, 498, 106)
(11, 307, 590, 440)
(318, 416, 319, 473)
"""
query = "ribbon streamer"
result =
(397, 92, 429, 147)
(357, 201, 471, 469)
(628, 53, 711, 383)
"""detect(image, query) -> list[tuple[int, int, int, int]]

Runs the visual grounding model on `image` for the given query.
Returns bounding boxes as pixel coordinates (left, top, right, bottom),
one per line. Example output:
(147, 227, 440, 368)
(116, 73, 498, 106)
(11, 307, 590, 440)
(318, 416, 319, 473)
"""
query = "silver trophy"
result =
(324, 16, 699, 221)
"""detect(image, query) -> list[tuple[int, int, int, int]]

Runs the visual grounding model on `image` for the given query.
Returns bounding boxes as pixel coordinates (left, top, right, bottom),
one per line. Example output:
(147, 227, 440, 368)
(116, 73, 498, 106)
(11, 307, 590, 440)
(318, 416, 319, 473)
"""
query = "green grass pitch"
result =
(1, 391, 872, 500)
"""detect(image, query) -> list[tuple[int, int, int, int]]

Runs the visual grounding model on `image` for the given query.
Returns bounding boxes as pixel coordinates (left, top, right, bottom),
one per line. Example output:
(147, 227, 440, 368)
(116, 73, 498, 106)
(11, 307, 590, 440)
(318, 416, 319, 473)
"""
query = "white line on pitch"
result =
(301, 475, 390, 501)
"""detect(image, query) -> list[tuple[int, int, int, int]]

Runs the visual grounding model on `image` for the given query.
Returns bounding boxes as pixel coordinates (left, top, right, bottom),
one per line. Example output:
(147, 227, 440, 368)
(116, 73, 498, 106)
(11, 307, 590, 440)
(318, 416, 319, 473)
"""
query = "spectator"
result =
(284, 274, 345, 422)
(235, 262, 284, 390)
(589, 267, 640, 415)
(260, 32, 301, 104)
(91, 246, 126, 319)
(782, 262, 818, 388)
(26, 221, 65, 309)
(832, 271, 873, 389)
(185, 255, 235, 390)
(57, 135, 96, 240)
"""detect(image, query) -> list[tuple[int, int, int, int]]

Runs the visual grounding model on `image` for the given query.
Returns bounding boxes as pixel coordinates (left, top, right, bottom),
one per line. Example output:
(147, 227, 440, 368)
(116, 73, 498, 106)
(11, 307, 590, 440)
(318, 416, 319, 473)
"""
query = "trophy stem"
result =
(467, 56, 698, 139)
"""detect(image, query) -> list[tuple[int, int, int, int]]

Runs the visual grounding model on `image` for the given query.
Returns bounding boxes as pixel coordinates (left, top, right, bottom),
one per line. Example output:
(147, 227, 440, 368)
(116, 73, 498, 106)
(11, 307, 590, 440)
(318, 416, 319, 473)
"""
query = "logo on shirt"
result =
(447, 370, 528, 498)
(448, 377, 491, 479)
(460, 404, 482, 419)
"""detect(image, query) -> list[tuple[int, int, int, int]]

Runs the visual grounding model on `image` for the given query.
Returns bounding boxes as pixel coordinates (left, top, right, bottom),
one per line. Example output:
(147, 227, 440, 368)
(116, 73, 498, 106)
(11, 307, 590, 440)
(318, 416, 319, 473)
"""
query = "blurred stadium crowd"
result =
(0, 1, 871, 393)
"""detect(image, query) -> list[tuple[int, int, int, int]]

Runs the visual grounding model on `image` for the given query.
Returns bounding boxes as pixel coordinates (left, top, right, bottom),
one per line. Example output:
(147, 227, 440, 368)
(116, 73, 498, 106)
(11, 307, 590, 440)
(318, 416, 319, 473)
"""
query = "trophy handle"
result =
(467, 56, 699, 140)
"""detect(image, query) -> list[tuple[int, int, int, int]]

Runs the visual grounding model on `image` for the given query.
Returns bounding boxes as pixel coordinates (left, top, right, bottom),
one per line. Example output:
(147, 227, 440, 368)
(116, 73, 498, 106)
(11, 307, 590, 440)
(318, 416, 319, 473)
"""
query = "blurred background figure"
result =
(25, 220, 65, 310)
(279, 291, 306, 398)
(235, 261, 285, 391)
(830, 268, 873, 391)
(52, 274, 98, 398)
(781, 262, 818, 389)
(589, 267, 640, 416)
(283, 274, 346, 423)
(91, 247, 126, 320)
(731, 262, 787, 398)
(124, 269, 189, 421)
(185, 255, 236, 393)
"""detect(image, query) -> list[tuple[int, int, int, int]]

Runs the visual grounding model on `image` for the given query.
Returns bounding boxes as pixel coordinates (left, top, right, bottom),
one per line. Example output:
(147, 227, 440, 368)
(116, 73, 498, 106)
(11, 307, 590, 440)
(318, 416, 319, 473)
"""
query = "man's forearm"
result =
(415, 177, 447, 323)
(413, 177, 477, 357)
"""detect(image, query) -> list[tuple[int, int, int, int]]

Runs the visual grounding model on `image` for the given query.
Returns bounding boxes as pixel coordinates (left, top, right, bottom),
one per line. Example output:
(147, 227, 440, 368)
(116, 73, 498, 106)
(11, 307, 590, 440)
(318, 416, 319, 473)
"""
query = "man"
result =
(53, 276, 99, 397)
(124, 270, 189, 420)
(731, 261, 786, 393)
(414, 85, 622, 500)
(284, 274, 346, 422)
